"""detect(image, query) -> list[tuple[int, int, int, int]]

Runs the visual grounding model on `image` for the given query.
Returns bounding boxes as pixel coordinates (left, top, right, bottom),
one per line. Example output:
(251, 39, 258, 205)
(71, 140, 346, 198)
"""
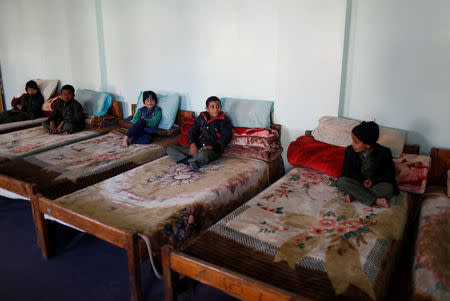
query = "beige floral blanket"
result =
(0, 117, 47, 134)
(0, 126, 101, 159)
(195, 167, 412, 300)
(412, 187, 450, 301)
(24, 131, 165, 182)
(53, 156, 270, 250)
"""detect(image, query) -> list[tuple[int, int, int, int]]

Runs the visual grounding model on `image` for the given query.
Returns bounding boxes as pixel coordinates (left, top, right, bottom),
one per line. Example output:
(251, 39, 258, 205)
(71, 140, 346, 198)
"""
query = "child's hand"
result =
(362, 179, 372, 188)
(189, 143, 199, 156)
(199, 145, 212, 151)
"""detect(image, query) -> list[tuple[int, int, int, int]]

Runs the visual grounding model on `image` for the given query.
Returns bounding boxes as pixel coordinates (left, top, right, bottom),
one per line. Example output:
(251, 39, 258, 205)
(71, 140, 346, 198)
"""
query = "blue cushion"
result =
(136, 91, 180, 130)
(220, 97, 273, 129)
(75, 89, 112, 117)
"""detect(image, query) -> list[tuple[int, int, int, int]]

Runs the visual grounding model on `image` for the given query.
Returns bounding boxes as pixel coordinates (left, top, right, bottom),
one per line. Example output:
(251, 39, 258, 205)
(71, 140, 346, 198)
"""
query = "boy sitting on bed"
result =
(336, 121, 398, 208)
(121, 90, 161, 147)
(167, 96, 232, 172)
(0, 80, 44, 124)
(42, 85, 85, 135)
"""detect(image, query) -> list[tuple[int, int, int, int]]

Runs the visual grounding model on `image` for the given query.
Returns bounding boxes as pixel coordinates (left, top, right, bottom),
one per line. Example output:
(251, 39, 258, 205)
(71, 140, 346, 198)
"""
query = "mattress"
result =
(183, 167, 417, 300)
(0, 117, 47, 134)
(50, 156, 270, 252)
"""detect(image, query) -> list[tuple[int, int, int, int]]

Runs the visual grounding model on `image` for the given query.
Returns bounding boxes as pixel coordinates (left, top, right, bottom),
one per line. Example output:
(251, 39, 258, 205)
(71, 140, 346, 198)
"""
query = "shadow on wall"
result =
(407, 129, 430, 156)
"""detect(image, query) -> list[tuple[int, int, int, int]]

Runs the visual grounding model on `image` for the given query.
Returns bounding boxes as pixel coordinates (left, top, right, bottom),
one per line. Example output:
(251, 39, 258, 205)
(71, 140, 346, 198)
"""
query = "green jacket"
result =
(131, 106, 162, 128)
(14, 93, 44, 119)
(48, 99, 85, 125)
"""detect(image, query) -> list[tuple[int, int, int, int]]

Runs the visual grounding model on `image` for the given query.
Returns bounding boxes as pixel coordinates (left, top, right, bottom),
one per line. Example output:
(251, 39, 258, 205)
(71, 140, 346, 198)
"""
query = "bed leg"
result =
(127, 233, 142, 301)
(30, 194, 53, 259)
(162, 246, 178, 301)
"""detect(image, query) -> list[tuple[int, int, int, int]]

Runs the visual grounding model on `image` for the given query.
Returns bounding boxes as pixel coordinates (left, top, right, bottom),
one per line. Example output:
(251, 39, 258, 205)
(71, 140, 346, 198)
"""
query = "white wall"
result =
(0, 0, 101, 109)
(343, 0, 450, 154)
(102, 0, 346, 166)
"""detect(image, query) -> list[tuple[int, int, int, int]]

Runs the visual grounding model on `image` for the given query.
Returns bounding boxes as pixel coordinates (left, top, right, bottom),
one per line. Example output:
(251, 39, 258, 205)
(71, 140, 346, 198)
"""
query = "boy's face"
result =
(144, 97, 156, 109)
(351, 133, 370, 153)
(60, 89, 74, 103)
(26, 87, 38, 95)
(206, 100, 221, 118)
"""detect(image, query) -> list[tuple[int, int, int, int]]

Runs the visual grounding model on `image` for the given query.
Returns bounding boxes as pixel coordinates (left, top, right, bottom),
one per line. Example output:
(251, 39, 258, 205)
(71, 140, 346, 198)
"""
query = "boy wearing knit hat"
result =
(336, 121, 398, 208)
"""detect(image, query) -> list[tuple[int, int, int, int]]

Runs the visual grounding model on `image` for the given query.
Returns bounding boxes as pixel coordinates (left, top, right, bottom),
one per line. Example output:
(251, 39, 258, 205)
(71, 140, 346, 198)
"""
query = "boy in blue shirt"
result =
(121, 90, 162, 147)
(167, 96, 232, 171)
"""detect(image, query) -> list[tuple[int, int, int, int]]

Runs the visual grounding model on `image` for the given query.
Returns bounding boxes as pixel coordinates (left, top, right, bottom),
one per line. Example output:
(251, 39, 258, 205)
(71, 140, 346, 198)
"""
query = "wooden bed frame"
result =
(161, 137, 421, 301)
(29, 121, 285, 301)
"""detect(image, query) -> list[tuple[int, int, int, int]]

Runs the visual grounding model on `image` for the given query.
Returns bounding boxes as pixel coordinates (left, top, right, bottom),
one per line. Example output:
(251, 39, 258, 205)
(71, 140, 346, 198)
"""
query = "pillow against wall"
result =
(287, 135, 346, 178)
(312, 116, 359, 147)
(220, 98, 273, 129)
(312, 116, 407, 158)
(76, 89, 112, 117)
(15, 79, 59, 101)
(393, 153, 431, 194)
(136, 91, 180, 130)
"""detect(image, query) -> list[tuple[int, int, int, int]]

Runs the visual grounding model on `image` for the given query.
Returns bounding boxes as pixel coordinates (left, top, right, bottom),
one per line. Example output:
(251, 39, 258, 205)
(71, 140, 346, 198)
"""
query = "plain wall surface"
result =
(0, 0, 102, 104)
(342, 0, 450, 153)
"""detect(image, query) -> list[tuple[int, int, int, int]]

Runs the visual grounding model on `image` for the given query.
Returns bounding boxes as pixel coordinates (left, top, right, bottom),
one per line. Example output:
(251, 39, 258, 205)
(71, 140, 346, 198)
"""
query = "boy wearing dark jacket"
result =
(336, 121, 398, 208)
(0, 80, 44, 124)
(42, 85, 85, 134)
(167, 96, 232, 171)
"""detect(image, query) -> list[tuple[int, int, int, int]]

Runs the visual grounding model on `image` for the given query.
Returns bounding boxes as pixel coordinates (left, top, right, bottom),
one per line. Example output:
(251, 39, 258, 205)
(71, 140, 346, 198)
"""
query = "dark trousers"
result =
(167, 145, 221, 167)
(0, 111, 31, 124)
(336, 176, 394, 206)
(126, 119, 156, 144)
(42, 119, 85, 134)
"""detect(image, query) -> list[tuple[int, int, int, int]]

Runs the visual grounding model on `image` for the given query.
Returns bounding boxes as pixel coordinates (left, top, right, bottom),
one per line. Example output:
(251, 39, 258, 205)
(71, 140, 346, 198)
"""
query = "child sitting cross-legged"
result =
(336, 121, 398, 208)
(121, 90, 161, 147)
(167, 96, 232, 171)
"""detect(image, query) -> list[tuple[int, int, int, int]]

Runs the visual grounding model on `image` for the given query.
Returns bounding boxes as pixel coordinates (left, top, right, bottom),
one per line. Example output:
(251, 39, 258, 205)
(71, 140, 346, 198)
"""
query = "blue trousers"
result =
(126, 119, 157, 144)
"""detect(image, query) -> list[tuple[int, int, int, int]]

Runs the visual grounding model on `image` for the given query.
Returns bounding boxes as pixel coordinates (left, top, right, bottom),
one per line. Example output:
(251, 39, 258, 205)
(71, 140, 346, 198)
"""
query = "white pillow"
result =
(312, 116, 359, 147)
(15, 79, 59, 101)
(312, 116, 407, 157)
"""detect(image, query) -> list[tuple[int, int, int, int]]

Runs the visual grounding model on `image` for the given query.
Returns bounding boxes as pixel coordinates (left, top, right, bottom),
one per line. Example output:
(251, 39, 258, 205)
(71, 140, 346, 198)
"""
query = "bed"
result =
(162, 131, 421, 301)
(0, 125, 106, 164)
(0, 117, 48, 135)
(411, 148, 450, 301)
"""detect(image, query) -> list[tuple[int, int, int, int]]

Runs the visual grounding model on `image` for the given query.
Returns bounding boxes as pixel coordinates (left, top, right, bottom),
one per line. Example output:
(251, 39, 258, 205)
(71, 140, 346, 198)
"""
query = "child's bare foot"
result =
(121, 136, 129, 148)
(375, 198, 389, 208)
(345, 194, 352, 203)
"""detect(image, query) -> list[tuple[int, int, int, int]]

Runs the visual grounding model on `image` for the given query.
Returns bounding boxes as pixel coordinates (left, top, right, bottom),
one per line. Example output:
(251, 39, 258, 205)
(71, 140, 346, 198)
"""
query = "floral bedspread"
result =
(53, 156, 269, 250)
(0, 117, 47, 133)
(24, 131, 165, 181)
(208, 167, 410, 300)
(0, 126, 101, 159)
(412, 187, 450, 301)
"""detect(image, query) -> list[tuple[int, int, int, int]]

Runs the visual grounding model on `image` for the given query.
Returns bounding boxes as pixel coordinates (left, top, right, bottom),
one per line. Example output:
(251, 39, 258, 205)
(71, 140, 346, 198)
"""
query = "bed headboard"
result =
(428, 148, 450, 187)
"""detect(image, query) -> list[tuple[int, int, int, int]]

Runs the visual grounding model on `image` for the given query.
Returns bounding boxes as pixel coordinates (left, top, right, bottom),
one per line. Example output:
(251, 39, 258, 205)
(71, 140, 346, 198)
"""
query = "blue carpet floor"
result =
(0, 196, 237, 301)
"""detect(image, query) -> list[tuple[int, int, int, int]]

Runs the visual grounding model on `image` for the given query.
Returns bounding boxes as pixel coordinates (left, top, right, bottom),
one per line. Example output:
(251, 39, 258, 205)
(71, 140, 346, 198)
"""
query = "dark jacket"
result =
(340, 143, 398, 193)
(14, 93, 44, 119)
(48, 98, 85, 125)
(187, 111, 232, 153)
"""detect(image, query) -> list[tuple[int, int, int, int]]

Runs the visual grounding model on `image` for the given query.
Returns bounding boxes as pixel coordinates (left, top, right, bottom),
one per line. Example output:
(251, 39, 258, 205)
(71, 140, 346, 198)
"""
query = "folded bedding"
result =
(0, 131, 167, 199)
(183, 167, 418, 300)
(50, 155, 270, 253)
